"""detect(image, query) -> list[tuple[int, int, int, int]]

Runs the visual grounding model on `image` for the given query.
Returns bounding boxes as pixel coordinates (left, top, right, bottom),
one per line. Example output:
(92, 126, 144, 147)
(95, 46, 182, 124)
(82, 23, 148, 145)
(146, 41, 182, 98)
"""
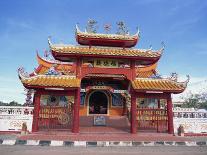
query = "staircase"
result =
(80, 116, 130, 133)
(80, 116, 130, 127)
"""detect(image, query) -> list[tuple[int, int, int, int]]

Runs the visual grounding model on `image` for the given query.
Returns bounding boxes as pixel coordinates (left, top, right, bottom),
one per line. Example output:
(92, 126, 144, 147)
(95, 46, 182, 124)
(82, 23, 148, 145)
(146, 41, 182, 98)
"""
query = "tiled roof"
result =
(136, 71, 155, 78)
(136, 63, 157, 78)
(51, 45, 162, 58)
(20, 75, 80, 88)
(36, 53, 75, 75)
(132, 78, 186, 93)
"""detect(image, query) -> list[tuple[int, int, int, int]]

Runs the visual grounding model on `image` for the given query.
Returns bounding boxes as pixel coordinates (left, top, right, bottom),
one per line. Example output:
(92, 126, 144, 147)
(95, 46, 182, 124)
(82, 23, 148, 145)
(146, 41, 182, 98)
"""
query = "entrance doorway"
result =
(88, 91, 108, 114)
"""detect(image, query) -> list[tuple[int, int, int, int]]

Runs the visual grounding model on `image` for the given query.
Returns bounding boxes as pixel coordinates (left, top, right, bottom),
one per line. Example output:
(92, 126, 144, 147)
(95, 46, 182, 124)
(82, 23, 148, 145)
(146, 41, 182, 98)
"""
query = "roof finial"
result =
(161, 41, 165, 50)
(104, 23, 111, 34)
(169, 72, 178, 82)
(116, 21, 128, 35)
(48, 36, 52, 47)
(75, 24, 81, 33)
(157, 41, 165, 55)
(134, 26, 140, 37)
(17, 67, 29, 79)
(86, 19, 98, 33)
(149, 44, 152, 50)
(179, 75, 190, 88)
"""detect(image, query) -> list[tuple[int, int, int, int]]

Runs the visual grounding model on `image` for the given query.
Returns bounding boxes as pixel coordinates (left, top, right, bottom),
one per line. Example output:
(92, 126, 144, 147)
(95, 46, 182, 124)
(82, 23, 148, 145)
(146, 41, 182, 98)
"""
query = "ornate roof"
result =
(49, 40, 163, 60)
(19, 75, 80, 89)
(18, 67, 80, 89)
(136, 63, 158, 78)
(34, 53, 75, 75)
(76, 25, 139, 47)
(132, 76, 189, 94)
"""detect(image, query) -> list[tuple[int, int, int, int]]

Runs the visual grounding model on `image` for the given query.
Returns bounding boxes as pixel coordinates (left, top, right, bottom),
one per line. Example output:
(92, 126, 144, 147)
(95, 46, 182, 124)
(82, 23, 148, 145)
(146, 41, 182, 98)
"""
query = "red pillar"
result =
(32, 92, 40, 132)
(130, 94, 137, 134)
(158, 99, 160, 109)
(167, 94, 174, 134)
(72, 88, 80, 133)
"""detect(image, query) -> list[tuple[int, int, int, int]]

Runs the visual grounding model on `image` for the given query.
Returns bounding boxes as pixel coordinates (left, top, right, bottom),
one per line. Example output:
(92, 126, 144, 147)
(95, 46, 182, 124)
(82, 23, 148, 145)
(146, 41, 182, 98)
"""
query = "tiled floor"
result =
(18, 127, 188, 142)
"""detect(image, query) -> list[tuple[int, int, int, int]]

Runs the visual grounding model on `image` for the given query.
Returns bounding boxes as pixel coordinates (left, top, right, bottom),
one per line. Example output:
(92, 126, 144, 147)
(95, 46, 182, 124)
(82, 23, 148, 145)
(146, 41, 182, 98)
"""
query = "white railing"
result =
(0, 106, 34, 132)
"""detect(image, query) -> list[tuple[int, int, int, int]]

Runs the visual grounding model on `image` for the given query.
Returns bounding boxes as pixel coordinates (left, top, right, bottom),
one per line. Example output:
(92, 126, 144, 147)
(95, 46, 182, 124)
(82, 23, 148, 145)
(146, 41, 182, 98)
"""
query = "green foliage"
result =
(181, 93, 207, 110)
(0, 100, 22, 106)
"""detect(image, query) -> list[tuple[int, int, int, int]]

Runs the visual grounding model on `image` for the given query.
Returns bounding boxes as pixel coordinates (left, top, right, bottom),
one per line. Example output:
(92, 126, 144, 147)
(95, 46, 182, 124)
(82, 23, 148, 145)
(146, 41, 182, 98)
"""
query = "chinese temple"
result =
(18, 21, 189, 134)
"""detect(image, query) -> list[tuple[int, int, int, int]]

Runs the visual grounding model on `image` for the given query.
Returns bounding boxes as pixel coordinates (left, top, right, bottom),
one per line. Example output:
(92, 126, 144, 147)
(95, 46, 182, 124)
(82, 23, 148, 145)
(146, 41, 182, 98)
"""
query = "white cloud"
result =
(0, 76, 25, 104)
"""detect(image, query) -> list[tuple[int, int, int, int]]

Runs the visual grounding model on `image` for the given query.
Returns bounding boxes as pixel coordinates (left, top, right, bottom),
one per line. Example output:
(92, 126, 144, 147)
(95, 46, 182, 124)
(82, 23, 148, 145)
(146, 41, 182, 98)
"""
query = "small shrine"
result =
(18, 20, 189, 134)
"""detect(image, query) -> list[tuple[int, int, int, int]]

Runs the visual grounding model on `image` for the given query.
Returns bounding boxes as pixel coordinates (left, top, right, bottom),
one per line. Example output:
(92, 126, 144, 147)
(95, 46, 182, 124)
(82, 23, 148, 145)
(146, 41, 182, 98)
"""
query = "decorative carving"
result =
(68, 96, 74, 105)
(86, 19, 98, 33)
(104, 24, 111, 34)
(45, 64, 61, 75)
(161, 41, 165, 50)
(48, 36, 52, 47)
(169, 72, 178, 82)
(180, 75, 190, 87)
(57, 112, 71, 125)
(44, 50, 50, 58)
(24, 89, 34, 106)
(116, 21, 129, 35)
(124, 92, 131, 111)
(18, 67, 29, 78)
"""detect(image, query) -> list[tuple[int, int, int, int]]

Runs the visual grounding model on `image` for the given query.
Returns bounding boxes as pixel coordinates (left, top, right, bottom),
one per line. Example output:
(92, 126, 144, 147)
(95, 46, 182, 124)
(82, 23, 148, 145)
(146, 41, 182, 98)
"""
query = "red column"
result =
(32, 92, 41, 132)
(130, 94, 137, 134)
(72, 88, 80, 133)
(130, 60, 136, 81)
(167, 94, 174, 134)
(158, 99, 160, 109)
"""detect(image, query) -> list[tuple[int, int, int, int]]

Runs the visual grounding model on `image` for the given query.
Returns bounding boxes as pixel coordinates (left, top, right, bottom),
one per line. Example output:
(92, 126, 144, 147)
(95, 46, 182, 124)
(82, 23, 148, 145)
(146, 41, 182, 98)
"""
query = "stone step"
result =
(80, 116, 130, 127)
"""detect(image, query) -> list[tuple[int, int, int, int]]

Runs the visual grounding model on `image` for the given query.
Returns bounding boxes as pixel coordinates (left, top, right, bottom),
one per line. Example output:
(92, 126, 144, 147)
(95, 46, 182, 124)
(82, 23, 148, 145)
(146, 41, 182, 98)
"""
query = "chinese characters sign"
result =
(94, 59, 118, 68)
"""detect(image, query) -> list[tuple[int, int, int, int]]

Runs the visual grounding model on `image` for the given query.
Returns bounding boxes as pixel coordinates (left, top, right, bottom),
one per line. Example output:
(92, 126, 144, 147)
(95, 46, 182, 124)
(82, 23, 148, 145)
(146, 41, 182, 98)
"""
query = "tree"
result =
(0, 101, 22, 106)
(181, 92, 207, 110)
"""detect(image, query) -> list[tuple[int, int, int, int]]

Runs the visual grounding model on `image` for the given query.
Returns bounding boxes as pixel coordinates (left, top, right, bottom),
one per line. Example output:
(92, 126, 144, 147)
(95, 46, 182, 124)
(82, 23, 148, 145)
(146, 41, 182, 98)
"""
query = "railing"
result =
(137, 108, 168, 132)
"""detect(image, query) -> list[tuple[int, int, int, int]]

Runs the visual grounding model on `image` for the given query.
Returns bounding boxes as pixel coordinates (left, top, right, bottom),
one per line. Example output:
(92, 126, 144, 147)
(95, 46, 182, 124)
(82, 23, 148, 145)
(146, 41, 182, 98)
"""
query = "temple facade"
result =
(18, 21, 189, 134)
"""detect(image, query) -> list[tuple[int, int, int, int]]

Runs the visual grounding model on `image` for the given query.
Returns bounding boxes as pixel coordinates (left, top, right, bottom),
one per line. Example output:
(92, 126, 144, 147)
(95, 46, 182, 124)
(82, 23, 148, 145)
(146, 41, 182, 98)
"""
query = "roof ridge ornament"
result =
(86, 19, 98, 33)
(157, 41, 165, 55)
(116, 21, 129, 35)
(134, 27, 140, 37)
(75, 24, 81, 33)
(104, 23, 111, 34)
(169, 72, 178, 82)
(48, 36, 52, 48)
(146, 45, 153, 52)
(179, 75, 190, 87)
(18, 67, 30, 80)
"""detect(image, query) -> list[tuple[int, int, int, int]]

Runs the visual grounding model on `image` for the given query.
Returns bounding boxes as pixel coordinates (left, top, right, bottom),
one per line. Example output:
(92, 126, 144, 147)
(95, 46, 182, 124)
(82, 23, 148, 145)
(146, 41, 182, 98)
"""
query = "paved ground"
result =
(0, 145, 207, 155)
(1, 132, 207, 142)
(18, 132, 188, 141)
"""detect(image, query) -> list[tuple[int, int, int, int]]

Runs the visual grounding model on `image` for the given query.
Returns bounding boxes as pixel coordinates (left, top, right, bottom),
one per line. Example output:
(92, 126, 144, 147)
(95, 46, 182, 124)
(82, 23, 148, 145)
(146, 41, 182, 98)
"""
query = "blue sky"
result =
(0, 0, 207, 103)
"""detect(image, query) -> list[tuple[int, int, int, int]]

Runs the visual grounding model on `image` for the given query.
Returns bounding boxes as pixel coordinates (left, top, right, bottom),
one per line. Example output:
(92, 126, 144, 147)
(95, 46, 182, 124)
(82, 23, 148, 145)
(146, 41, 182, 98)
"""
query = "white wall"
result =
(0, 106, 34, 132)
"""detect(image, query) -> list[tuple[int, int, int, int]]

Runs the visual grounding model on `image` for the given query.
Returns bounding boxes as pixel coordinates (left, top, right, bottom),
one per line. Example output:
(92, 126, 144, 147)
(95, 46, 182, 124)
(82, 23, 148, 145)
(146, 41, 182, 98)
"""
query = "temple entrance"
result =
(88, 91, 108, 115)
